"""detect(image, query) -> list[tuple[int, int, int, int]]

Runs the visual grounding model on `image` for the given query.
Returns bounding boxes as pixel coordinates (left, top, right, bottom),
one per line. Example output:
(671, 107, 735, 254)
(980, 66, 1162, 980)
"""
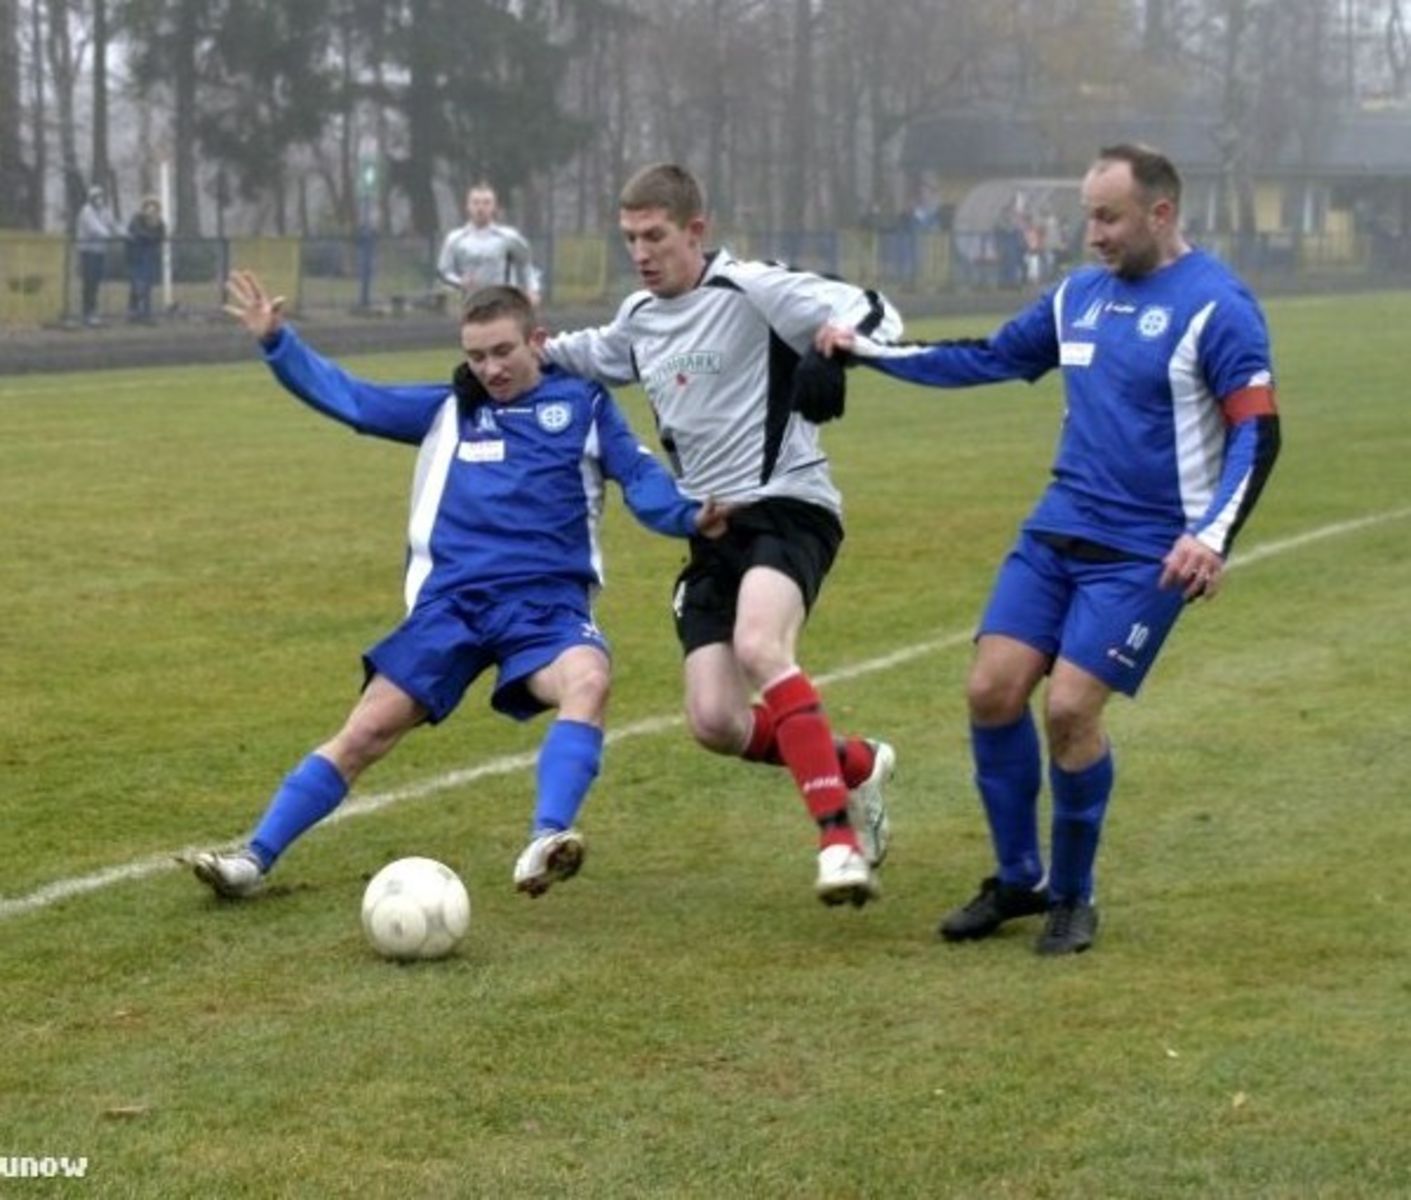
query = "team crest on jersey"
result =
(1136, 306, 1172, 339)
(535, 401, 572, 433)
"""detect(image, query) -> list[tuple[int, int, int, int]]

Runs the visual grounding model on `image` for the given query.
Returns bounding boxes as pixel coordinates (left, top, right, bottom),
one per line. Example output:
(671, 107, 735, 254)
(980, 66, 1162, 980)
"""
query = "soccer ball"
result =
(361, 857, 471, 961)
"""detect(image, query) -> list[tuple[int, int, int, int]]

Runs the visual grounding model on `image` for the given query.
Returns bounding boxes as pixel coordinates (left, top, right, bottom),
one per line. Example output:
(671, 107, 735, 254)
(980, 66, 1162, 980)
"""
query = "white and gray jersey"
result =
(437, 222, 537, 294)
(543, 249, 902, 517)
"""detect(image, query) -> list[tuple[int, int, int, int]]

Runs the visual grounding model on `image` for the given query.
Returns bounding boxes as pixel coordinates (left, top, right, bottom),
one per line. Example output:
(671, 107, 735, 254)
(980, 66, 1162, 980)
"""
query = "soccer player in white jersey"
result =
(819, 144, 1281, 952)
(544, 164, 904, 907)
(437, 182, 541, 305)
(193, 273, 726, 901)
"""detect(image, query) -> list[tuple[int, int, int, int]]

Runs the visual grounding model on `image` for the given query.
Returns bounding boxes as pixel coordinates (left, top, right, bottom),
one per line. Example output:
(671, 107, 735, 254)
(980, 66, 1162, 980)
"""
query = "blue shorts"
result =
(978, 531, 1186, 696)
(363, 585, 608, 723)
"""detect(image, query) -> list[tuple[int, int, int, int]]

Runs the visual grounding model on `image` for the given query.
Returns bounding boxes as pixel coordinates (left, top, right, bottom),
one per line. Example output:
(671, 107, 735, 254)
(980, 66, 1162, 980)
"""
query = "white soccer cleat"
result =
(815, 843, 879, 908)
(513, 829, 586, 898)
(847, 739, 895, 867)
(192, 848, 265, 899)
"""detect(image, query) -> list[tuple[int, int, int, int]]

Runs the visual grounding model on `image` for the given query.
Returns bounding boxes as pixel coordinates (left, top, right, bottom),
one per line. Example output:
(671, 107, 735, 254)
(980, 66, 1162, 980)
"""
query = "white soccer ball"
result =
(360, 857, 471, 961)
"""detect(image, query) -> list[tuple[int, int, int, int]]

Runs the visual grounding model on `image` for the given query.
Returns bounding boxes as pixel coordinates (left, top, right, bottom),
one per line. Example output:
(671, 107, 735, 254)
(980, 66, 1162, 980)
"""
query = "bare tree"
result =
(0, 0, 26, 226)
(27, 0, 46, 226)
(45, 0, 89, 227)
(91, 0, 110, 199)
(1388, 0, 1410, 95)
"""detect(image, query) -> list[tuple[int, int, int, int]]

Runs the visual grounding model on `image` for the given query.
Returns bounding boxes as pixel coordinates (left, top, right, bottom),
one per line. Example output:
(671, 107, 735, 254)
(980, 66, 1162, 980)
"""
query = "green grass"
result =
(1, 293, 1409, 1197)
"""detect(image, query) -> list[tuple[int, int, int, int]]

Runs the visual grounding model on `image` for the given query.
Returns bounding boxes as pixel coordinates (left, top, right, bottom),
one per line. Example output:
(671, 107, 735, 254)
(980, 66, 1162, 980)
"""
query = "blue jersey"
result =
(856, 249, 1278, 559)
(261, 326, 700, 609)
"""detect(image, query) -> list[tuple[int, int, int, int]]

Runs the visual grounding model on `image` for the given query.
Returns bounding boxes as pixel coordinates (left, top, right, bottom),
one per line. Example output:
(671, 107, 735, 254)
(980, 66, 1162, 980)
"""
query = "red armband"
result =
(1223, 384, 1278, 425)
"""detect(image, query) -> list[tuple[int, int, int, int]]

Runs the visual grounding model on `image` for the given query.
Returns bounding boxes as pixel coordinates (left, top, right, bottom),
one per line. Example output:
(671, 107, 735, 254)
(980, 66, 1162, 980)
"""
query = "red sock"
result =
(838, 737, 877, 789)
(742, 704, 785, 765)
(746, 704, 875, 789)
(762, 671, 856, 850)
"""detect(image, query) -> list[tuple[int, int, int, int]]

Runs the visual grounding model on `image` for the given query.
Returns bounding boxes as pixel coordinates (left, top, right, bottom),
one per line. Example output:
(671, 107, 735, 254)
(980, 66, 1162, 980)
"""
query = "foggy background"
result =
(3, 0, 1411, 245)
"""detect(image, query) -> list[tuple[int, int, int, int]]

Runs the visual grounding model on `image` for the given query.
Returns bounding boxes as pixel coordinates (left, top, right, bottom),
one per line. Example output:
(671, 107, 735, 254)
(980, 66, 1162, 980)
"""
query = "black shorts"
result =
(671, 497, 843, 655)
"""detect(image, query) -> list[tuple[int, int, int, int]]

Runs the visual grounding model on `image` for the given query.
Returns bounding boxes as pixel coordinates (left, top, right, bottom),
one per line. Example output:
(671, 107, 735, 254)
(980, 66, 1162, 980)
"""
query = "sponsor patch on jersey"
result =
(1137, 305, 1172, 339)
(647, 351, 722, 393)
(535, 402, 572, 433)
(458, 439, 505, 463)
(1060, 341, 1096, 367)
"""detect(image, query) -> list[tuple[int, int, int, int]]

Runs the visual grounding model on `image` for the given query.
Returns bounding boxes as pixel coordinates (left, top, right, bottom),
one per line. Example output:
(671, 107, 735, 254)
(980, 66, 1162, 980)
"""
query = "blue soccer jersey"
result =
(261, 326, 700, 610)
(855, 249, 1279, 560)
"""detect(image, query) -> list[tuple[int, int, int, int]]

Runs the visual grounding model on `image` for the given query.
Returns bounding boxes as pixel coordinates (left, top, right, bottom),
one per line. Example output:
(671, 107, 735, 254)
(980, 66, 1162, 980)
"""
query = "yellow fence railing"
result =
(0, 232, 68, 326)
(546, 235, 609, 306)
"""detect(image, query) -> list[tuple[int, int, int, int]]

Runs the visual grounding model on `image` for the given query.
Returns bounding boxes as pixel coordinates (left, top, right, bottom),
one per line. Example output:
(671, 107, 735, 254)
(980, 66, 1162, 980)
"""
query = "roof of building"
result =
(902, 105, 1411, 180)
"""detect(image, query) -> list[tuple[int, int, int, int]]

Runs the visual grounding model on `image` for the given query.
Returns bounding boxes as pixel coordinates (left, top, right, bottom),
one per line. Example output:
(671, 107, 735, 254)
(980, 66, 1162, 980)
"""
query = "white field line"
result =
(2, 505, 1408, 922)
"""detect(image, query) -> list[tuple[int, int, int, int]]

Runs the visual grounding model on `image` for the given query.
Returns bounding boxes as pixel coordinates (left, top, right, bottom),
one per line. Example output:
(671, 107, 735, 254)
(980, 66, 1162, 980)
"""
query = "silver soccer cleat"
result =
(846, 739, 895, 867)
(512, 828, 586, 898)
(192, 848, 266, 899)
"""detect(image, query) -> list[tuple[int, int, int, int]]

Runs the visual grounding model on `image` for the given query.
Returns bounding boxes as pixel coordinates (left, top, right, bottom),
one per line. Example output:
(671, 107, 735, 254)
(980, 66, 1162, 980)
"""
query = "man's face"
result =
(467, 188, 496, 228)
(460, 315, 543, 403)
(619, 207, 706, 298)
(1081, 160, 1169, 279)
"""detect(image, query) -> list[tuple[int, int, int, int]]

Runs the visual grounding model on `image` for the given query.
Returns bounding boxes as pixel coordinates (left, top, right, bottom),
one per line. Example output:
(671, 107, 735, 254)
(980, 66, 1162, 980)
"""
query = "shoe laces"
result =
(1046, 901, 1081, 937)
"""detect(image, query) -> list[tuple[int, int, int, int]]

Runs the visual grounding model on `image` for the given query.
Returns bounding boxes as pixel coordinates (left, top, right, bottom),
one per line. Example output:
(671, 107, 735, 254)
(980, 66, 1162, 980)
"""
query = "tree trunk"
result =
(784, 0, 814, 230)
(28, 0, 45, 227)
(91, 0, 109, 204)
(402, 1, 440, 238)
(45, 0, 83, 230)
(0, 0, 26, 226)
(336, 18, 354, 230)
(173, 0, 200, 234)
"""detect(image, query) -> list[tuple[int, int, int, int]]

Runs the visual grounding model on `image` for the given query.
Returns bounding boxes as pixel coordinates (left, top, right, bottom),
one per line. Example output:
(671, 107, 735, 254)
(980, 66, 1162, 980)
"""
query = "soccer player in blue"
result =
(193, 272, 727, 901)
(817, 144, 1281, 953)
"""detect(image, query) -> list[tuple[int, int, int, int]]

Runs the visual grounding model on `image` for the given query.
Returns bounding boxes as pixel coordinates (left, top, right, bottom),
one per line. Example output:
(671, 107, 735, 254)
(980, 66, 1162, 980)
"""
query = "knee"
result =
(685, 695, 748, 755)
(966, 661, 1031, 726)
(559, 660, 612, 721)
(336, 711, 402, 769)
(1043, 694, 1100, 764)
(731, 624, 789, 688)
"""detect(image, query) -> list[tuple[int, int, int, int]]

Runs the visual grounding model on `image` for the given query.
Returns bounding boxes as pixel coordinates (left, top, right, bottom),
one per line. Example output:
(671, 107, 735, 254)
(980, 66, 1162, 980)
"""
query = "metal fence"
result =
(0, 226, 1402, 329)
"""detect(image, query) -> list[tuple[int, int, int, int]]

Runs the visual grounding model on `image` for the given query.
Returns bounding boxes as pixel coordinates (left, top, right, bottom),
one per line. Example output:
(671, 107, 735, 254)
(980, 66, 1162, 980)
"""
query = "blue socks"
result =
(971, 713, 1044, 888)
(250, 753, 349, 869)
(245, 721, 603, 870)
(1048, 750, 1114, 904)
(532, 719, 603, 834)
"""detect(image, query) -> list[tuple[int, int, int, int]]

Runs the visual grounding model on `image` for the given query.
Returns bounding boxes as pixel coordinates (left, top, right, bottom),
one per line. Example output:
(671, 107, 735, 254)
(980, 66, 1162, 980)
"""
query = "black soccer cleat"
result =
(1035, 899, 1099, 956)
(937, 875, 1050, 942)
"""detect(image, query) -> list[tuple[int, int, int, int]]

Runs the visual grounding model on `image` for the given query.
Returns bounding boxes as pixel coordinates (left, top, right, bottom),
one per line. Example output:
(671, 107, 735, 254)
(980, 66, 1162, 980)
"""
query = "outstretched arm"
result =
(225, 269, 450, 443)
(815, 292, 1060, 388)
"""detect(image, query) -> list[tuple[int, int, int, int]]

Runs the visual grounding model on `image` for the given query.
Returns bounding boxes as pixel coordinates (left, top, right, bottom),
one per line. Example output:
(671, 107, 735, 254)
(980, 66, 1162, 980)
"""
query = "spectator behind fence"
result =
(76, 186, 124, 328)
(126, 197, 166, 323)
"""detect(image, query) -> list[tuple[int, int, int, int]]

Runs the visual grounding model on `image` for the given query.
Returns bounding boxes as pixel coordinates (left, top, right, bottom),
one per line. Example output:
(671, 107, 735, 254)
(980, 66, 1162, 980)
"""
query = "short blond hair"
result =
(619, 164, 704, 227)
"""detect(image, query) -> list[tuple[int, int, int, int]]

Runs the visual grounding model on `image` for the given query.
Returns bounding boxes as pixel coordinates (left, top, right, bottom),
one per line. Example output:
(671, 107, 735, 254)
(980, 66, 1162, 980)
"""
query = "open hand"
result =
(223, 269, 286, 340)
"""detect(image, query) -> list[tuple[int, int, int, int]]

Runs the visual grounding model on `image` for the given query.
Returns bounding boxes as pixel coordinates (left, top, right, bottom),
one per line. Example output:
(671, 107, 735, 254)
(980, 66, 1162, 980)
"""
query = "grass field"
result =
(1, 292, 1408, 1198)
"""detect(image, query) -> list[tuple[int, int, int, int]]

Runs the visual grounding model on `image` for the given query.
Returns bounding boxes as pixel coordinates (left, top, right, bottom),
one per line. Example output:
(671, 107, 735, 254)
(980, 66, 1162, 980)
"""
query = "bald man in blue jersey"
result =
(819, 144, 1281, 954)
